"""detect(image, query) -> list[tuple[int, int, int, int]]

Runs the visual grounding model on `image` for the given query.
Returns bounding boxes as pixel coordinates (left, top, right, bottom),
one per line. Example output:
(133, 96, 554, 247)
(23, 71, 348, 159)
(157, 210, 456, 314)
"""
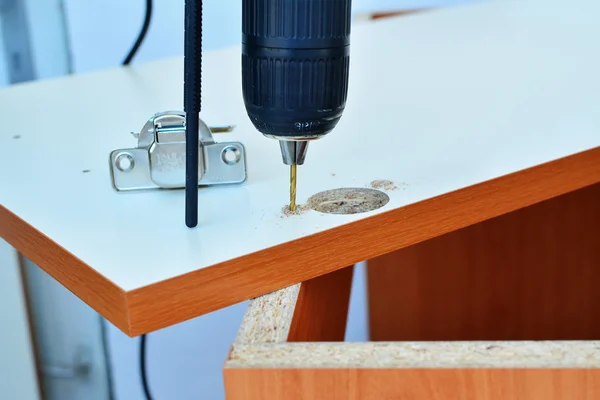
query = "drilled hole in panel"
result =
(308, 188, 389, 215)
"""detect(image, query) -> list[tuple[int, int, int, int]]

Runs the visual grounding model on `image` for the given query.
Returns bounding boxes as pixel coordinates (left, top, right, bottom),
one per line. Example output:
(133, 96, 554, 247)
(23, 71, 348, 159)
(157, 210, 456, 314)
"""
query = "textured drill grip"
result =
(243, 0, 351, 47)
(242, 0, 352, 139)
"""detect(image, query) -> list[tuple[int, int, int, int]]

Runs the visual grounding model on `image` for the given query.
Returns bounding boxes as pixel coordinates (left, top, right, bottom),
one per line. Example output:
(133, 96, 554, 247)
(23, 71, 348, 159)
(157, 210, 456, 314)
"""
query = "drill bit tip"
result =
(290, 163, 297, 212)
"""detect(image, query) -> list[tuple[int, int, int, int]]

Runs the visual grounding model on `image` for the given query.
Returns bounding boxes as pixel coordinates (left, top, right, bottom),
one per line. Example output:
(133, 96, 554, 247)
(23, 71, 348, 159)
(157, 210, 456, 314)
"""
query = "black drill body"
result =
(242, 0, 352, 164)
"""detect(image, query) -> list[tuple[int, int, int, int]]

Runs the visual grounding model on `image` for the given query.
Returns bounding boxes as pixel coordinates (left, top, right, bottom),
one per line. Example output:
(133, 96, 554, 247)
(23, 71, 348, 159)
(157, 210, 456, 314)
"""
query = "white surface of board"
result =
(1, 0, 599, 292)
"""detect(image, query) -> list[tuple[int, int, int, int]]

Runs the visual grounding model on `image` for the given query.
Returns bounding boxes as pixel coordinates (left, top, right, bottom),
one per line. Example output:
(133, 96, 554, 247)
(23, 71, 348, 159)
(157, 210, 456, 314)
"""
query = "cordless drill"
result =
(183, 0, 351, 226)
(241, 0, 352, 210)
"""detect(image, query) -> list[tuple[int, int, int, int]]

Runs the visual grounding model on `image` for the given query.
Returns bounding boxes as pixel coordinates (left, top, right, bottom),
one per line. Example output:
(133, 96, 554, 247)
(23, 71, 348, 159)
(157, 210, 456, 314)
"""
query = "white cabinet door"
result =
(22, 260, 112, 400)
(0, 239, 40, 400)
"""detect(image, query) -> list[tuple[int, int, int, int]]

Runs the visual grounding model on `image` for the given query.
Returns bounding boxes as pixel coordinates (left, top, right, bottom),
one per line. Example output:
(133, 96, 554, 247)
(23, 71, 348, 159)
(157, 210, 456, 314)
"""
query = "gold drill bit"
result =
(289, 163, 297, 211)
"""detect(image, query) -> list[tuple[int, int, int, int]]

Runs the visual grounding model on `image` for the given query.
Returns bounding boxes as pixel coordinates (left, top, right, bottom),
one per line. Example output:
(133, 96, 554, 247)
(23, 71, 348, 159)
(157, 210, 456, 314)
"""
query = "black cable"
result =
(99, 318, 116, 400)
(122, 0, 153, 65)
(184, 0, 203, 227)
(140, 334, 153, 400)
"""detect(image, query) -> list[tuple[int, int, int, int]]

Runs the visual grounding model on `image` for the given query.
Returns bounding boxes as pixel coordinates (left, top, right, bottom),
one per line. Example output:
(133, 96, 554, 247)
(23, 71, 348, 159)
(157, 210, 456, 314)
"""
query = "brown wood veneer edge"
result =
(2, 147, 599, 336)
(0, 206, 130, 333)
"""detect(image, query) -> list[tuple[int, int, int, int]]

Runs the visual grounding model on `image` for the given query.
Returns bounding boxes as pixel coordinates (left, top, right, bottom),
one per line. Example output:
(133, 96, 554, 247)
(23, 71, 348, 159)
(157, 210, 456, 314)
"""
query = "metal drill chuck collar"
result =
(279, 140, 309, 166)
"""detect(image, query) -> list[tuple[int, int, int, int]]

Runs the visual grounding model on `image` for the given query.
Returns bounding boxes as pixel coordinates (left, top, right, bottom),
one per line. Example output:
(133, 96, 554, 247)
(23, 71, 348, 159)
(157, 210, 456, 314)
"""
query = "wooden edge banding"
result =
(235, 284, 301, 344)
(370, 9, 424, 20)
(0, 205, 130, 333)
(126, 147, 600, 335)
(352, 8, 422, 23)
(224, 368, 600, 400)
(287, 266, 354, 342)
(2, 148, 599, 336)
(226, 341, 600, 368)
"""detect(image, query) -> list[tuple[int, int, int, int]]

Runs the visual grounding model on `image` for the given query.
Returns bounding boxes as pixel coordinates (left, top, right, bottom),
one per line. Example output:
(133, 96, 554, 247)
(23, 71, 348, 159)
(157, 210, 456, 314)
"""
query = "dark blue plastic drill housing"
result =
(242, 0, 352, 140)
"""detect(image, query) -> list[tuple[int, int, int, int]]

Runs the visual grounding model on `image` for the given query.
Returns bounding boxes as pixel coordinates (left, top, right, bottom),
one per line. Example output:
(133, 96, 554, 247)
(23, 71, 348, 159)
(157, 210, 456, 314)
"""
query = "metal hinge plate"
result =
(109, 111, 247, 191)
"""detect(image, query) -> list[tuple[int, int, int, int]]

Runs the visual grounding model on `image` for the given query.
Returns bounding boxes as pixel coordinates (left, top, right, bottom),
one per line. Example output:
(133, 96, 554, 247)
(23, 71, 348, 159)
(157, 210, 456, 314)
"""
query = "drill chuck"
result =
(242, 0, 352, 164)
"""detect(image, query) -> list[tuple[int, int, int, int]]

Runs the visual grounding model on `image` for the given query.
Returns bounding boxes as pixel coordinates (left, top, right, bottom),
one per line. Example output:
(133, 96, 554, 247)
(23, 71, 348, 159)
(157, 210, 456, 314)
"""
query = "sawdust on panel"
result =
(370, 179, 400, 191)
(280, 203, 311, 218)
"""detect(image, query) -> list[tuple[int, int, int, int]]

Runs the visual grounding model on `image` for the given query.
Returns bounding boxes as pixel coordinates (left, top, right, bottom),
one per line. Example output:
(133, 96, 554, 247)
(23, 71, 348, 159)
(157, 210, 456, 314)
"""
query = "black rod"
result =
(184, 0, 202, 227)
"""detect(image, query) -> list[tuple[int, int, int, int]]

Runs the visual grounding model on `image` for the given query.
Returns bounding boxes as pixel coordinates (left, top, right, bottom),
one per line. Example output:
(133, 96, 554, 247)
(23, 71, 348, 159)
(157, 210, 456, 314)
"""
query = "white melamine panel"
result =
(0, 0, 598, 292)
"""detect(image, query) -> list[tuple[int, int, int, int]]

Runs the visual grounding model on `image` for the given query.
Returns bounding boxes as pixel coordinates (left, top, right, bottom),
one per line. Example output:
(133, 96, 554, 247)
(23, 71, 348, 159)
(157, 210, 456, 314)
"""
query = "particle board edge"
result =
(235, 284, 301, 344)
(225, 341, 600, 369)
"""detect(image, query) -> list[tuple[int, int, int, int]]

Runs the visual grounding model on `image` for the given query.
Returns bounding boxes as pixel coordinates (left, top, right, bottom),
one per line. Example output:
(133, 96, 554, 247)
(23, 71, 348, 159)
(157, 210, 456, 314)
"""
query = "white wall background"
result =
(0, 17, 8, 87)
(63, 0, 470, 73)
(22, 0, 71, 79)
(63, 1, 243, 73)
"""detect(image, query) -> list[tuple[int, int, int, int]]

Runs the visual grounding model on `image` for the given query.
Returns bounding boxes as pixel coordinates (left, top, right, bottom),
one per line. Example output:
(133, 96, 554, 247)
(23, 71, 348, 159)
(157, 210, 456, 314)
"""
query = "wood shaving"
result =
(281, 203, 310, 217)
(370, 179, 398, 191)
